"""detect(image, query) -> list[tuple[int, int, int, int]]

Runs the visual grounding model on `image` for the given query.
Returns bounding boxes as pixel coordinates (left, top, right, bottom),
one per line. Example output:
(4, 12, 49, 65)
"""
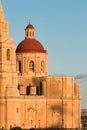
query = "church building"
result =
(0, 2, 81, 130)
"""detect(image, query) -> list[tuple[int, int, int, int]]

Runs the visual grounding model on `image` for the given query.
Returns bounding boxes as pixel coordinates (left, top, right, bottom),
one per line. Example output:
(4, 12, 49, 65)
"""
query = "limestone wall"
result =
(16, 52, 48, 77)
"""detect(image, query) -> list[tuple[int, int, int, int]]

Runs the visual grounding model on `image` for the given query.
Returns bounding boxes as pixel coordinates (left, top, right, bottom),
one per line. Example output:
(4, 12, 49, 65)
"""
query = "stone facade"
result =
(0, 2, 81, 130)
(16, 52, 48, 77)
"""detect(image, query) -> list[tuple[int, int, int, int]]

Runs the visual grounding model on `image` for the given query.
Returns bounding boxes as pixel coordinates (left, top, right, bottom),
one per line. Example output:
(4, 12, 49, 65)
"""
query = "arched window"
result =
(19, 61, 22, 74)
(39, 82, 42, 95)
(26, 86, 30, 95)
(41, 61, 45, 72)
(36, 86, 39, 95)
(29, 61, 34, 72)
(32, 32, 34, 37)
(36, 82, 42, 95)
(26, 32, 28, 37)
(7, 49, 10, 61)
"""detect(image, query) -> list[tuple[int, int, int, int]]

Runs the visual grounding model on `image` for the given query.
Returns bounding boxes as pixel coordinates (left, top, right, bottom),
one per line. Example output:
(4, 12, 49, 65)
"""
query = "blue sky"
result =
(1, 0, 87, 108)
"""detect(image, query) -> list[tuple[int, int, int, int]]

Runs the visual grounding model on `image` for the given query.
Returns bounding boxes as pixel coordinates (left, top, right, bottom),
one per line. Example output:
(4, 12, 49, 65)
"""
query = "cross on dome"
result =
(29, 19, 31, 24)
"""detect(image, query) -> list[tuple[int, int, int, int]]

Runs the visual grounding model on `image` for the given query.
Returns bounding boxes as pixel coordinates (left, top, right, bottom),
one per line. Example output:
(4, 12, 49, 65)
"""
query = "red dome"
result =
(16, 38, 47, 53)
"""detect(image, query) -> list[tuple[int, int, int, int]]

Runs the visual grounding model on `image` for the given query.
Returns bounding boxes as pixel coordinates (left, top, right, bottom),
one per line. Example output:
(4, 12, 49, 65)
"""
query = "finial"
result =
(29, 19, 30, 24)
(29, 19, 32, 24)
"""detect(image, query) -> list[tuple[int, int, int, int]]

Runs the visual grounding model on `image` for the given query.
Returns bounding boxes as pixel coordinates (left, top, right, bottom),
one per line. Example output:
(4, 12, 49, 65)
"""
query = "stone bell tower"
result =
(0, 2, 18, 97)
(0, 2, 19, 128)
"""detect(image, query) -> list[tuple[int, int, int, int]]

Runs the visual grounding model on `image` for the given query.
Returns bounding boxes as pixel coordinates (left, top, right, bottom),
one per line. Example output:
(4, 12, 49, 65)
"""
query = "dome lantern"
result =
(16, 22, 48, 77)
(16, 23, 47, 53)
(25, 22, 35, 39)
